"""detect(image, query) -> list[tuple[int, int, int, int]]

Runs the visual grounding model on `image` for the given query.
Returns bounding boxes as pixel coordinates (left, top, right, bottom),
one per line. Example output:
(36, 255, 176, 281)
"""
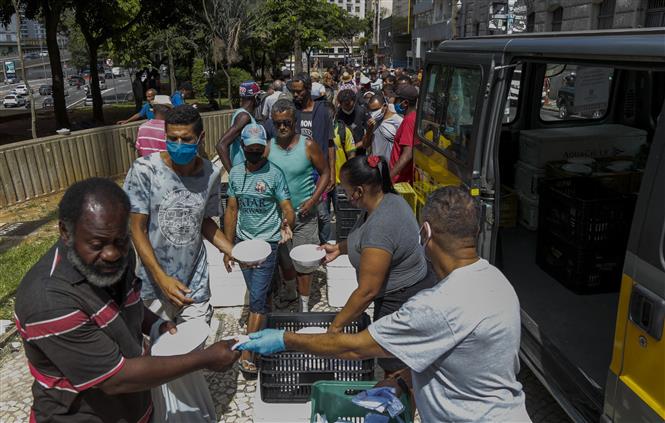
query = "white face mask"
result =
(370, 109, 384, 121)
(387, 103, 396, 113)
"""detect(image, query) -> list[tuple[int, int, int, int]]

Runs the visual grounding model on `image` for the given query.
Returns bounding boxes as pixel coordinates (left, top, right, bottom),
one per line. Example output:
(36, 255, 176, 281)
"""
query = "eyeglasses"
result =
(274, 120, 293, 128)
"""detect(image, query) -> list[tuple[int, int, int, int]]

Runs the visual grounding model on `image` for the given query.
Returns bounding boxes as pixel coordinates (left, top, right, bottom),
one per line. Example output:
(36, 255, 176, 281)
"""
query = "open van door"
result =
(415, 45, 509, 258)
(603, 102, 665, 423)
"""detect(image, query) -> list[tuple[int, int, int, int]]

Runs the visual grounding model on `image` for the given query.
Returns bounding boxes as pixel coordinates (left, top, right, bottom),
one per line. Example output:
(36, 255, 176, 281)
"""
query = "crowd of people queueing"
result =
(12, 64, 532, 422)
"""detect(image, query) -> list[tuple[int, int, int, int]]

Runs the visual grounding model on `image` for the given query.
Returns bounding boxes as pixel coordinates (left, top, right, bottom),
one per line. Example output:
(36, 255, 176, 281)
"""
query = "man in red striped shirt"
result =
(135, 99, 171, 157)
(14, 178, 239, 422)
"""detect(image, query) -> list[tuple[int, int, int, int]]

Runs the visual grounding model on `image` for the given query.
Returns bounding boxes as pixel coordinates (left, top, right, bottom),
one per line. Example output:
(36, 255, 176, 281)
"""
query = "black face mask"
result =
(245, 150, 264, 164)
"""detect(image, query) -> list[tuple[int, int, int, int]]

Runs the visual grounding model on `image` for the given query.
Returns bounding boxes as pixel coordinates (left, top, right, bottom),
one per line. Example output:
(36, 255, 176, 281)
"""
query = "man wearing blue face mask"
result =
(124, 105, 235, 328)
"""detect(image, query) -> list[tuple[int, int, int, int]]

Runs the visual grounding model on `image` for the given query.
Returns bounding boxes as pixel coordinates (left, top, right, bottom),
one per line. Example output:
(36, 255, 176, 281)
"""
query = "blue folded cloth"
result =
(352, 387, 405, 418)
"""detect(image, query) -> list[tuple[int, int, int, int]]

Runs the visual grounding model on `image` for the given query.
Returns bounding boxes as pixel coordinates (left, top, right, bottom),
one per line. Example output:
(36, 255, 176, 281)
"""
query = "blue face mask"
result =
(166, 138, 199, 165)
(394, 101, 406, 115)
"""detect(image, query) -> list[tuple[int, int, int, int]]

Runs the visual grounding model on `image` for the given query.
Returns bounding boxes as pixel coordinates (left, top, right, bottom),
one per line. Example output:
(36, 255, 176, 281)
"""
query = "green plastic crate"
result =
(309, 381, 413, 423)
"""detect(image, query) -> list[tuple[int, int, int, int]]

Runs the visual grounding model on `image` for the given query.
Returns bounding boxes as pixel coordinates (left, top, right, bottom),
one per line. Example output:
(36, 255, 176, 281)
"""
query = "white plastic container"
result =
(519, 124, 646, 167)
(518, 192, 539, 231)
(514, 160, 546, 196)
(327, 265, 358, 308)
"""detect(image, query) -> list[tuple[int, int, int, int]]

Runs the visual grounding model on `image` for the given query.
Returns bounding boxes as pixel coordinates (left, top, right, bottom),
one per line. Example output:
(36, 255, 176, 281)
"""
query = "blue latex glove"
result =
(236, 329, 286, 355)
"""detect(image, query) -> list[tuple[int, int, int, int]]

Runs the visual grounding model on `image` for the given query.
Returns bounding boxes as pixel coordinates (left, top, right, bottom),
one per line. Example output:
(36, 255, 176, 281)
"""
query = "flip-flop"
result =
(239, 359, 258, 375)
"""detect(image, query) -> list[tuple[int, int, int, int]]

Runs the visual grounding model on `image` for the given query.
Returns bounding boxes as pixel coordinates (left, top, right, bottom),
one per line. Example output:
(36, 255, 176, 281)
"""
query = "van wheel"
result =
(558, 104, 569, 119)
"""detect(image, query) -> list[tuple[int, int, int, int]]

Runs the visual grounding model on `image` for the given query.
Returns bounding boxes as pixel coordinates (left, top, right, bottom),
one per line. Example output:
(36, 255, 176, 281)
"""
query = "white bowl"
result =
(151, 320, 209, 356)
(606, 161, 632, 172)
(289, 244, 325, 268)
(56, 128, 70, 135)
(232, 239, 271, 266)
(562, 163, 592, 175)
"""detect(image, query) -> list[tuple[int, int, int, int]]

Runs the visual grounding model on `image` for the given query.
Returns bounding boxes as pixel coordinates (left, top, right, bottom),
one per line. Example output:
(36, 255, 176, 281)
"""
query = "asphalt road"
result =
(0, 76, 132, 115)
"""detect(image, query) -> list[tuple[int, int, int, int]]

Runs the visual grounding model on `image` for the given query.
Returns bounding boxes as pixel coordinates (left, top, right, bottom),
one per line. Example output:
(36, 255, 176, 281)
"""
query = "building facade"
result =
(311, 0, 371, 68)
(0, 13, 66, 57)
(458, 0, 664, 37)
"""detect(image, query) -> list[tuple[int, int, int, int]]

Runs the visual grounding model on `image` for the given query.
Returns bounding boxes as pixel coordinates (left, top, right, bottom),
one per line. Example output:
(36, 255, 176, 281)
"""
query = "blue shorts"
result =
(238, 239, 279, 314)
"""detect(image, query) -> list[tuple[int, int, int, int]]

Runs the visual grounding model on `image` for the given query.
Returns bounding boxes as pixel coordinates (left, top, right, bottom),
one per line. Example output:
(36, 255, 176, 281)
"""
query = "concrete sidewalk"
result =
(0, 243, 358, 423)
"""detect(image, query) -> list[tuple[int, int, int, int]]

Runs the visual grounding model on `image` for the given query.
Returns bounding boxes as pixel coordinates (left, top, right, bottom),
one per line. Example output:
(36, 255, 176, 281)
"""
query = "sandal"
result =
(239, 359, 258, 375)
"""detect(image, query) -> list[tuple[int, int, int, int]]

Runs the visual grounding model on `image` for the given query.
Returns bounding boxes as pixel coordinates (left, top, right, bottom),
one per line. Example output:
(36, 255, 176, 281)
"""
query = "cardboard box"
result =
(519, 125, 646, 167)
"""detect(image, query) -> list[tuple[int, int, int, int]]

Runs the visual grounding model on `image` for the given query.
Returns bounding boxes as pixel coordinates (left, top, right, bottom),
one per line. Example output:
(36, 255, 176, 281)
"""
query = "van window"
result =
(418, 64, 482, 164)
(541, 64, 614, 122)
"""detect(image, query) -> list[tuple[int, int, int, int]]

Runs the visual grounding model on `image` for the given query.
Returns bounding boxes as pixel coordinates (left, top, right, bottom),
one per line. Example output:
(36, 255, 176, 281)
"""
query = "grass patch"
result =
(0, 234, 59, 319)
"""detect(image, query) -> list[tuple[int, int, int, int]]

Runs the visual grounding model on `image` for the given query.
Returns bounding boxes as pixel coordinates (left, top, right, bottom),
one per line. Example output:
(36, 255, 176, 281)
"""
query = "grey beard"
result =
(66, 243, 127, 288)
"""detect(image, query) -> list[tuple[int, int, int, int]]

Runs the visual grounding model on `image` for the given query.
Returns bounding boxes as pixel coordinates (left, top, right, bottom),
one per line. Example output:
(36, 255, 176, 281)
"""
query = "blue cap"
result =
(241, 123, 267, 146)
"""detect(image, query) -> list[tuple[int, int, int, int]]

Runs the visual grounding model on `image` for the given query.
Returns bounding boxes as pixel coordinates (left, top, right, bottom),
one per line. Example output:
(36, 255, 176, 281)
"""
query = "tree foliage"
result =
(258, 0, 364, 73)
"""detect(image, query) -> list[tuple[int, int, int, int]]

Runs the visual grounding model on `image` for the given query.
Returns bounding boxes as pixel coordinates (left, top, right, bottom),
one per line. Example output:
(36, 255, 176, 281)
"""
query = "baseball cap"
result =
(241, 123, 267, 146)
(152, 95, 172, 106)
(395, 84, 419, 102)
(239, 81, 260, 98)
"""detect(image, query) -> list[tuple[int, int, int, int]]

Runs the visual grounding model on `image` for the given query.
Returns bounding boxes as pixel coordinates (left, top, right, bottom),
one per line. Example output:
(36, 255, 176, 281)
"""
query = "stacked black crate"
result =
(536, 177, 636, 293)
(335, 193, 362, 241)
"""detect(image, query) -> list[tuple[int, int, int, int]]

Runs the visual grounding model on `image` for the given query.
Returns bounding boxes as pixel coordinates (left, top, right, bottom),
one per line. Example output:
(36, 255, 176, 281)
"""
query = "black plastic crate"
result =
(335, 192, 361, 240)
(336, 215, 360, 240)
(260, 312, 374, 403)
(536, 231, 623, 293)
(539, 177, 636, 246)
(336, 193, 360, 211)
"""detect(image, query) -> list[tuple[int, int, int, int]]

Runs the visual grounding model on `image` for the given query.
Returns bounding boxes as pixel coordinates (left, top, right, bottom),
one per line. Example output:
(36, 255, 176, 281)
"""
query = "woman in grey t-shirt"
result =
(322, 155, 436, 374)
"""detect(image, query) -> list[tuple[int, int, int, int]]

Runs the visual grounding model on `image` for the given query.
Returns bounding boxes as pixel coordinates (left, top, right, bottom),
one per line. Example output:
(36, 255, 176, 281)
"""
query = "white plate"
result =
(561, 163, 592, 175)
(232, 240, 271, 265)
(151, 320, 210, 356)
(290, 244, 325, 267)
(567, 157, 595, 165)
(606, 161, 632, 172)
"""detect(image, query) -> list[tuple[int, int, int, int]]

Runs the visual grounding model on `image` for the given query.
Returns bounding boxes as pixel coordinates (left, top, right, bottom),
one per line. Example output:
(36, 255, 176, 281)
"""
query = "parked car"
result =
(3, 94, 25, 108)
(15, 84, 29, 95)
(38, 50, 48, 57)
(39, 85, 52, 96)
(42, 96, 54, 109)
(5, 75, 19, 84)
(68, 76, 85, 86)
(555, 73, 606, 119)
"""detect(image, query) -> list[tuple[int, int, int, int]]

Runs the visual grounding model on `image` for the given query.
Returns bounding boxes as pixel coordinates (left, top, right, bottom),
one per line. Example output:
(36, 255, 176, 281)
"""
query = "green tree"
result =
(201, 0, 259, 106)
(260, 0, 363, 73)
(71, 0, 143, 123)
(0, 0, 72, 129)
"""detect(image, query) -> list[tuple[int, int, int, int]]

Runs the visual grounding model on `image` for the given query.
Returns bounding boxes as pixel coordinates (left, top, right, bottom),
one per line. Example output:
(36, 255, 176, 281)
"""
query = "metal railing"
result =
(0, 109, 234, 207)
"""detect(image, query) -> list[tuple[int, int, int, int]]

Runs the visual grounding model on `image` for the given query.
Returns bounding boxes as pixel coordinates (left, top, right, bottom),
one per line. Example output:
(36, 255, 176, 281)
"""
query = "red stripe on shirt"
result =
(91, 301, 120, 328)
(137, 403, 153, 423)
(124, 284, 141, 307)
(136, 119, 166, 157)
(73, 356, 126, 390)
(28, 362, 79, 393)
(19, 310, 89, 341)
